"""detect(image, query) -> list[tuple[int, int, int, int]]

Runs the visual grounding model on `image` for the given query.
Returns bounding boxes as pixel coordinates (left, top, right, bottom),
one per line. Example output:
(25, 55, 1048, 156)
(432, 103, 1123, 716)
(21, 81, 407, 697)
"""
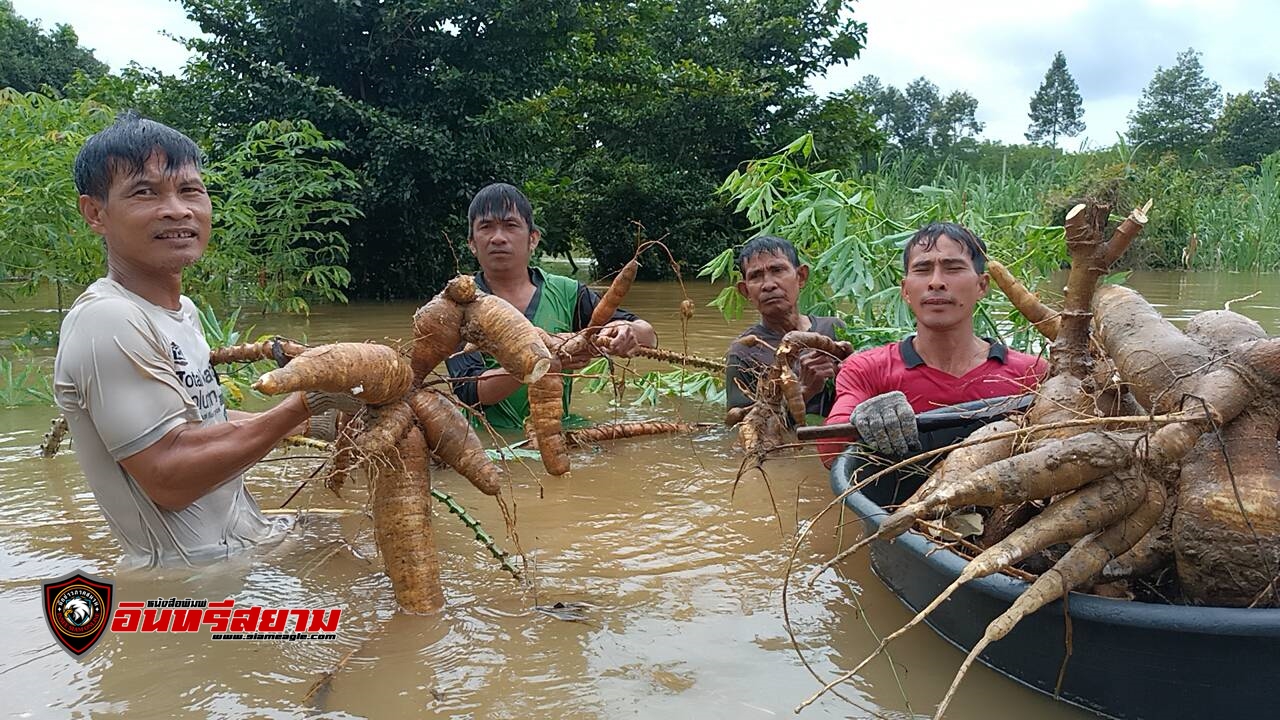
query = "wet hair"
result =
(735, 234, 801, 274)
(903, 221, 987, 274)
(467, 182, 535, 236)
(73, 111, 203, 200)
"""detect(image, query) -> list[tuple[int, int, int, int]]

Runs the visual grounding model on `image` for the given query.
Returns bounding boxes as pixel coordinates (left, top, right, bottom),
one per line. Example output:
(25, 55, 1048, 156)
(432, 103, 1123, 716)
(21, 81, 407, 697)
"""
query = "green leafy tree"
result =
(490, 0, 867, 279)
(899, 78, 943, 153)
(0, 89, 359, 313)
(63, 65, 216, 146)
(0, 89, 113, 309)
(935, 89, 984, 149)
(857, 75, 983, 156)
(803, 88, 885, 172)
(1025, 51, 1085, 146)
(178, 0, 588, 297)
(0, 0, 107, 92)
(1214, 75, 1280, 167)
(198, 119, 361, 313)
(177, 0, 866, 290)
(1127, 48, 1222, 157)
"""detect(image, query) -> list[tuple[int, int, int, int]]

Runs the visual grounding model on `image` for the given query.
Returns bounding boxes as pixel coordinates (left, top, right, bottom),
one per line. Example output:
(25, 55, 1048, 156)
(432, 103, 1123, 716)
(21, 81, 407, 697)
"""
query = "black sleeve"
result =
(573, 282, 639, 332)
(724, 352, 761, 410)
(445, 350, 487, 407)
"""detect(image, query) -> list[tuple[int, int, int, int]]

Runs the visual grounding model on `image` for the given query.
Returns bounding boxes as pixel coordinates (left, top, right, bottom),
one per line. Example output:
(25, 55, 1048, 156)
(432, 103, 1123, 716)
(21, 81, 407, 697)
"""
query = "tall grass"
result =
(1191, 153, 1280, 270)
(0, 352, 53, 407)
(864, 146, 1280, 273)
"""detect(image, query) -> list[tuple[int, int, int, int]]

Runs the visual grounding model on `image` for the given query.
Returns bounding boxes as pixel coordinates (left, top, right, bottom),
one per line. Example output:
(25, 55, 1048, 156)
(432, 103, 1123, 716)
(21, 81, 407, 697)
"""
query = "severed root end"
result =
(444, 275, 478, 304)
(40, 415, 70, 458)
(521, 356, 553, 385)
(987, 260, 1060, 341)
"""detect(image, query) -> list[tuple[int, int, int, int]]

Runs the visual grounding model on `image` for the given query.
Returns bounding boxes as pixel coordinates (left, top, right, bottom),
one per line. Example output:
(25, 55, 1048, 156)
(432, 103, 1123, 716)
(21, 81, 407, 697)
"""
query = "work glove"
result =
(851, 390, 920, 457)
(302, 391, 364, 416)
(304, 409, 340, 442)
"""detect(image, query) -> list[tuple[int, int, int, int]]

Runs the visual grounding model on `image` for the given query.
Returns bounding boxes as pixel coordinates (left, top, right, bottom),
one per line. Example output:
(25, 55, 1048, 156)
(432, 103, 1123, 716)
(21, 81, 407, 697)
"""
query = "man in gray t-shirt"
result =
(724, 235, 844, 424)
(53, 113, 355, 568)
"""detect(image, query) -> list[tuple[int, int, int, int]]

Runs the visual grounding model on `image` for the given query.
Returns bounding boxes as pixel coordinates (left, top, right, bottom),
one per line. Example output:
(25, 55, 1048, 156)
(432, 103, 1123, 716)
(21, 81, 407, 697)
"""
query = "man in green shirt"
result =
(446, 183, 657, 428)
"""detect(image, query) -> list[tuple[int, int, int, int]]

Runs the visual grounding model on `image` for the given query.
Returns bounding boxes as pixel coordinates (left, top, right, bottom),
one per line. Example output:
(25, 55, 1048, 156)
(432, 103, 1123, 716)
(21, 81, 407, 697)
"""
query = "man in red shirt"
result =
(818, 222, 1047, 470)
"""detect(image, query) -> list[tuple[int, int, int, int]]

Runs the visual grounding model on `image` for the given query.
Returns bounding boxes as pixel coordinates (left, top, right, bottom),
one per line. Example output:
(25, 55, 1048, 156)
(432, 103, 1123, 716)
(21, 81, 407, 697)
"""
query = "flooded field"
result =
(2, 269, 1277, 718)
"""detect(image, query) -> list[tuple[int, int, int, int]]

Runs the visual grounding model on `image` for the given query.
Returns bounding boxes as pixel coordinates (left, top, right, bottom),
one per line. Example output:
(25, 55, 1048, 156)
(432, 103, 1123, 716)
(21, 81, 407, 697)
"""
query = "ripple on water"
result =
(0, 279, 1118, 719)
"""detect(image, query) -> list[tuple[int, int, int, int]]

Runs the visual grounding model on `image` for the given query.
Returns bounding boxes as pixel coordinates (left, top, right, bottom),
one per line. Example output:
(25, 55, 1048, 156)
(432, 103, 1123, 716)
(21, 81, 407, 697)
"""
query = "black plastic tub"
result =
(830, 447, 1280, 720)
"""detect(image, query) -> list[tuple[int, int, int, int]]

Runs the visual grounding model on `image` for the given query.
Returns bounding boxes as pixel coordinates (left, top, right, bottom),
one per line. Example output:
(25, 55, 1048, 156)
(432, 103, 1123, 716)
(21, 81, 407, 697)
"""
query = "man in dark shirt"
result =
(446, 183, 657, 429)
(724, 235, 844, 425)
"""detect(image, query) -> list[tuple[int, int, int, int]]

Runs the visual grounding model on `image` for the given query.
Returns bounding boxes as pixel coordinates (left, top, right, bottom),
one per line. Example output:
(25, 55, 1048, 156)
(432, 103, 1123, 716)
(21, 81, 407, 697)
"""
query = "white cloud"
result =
(10, 0, 200, 76)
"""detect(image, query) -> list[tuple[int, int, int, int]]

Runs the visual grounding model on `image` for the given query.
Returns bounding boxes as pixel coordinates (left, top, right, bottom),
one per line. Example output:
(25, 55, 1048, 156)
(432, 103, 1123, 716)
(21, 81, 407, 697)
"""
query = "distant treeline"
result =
(3, 0, 1278, 306)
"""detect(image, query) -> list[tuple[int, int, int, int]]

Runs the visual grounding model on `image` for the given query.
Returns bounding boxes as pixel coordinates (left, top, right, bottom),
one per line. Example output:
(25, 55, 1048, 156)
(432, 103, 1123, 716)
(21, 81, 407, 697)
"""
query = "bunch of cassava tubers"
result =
(797, 201, 1280, 718)
(217, 254, 710, 613)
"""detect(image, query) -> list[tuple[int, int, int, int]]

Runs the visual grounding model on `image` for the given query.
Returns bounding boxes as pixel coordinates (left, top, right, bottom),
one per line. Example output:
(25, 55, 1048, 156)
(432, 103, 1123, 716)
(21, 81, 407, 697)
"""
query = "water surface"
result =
(3, 269, 1277, 718)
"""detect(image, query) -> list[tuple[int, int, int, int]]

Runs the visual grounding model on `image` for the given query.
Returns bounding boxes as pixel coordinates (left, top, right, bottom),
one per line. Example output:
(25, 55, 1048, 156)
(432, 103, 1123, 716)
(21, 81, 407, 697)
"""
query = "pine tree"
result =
(1025, 51, 1085, 145)
(1127, 48, 1222, 157)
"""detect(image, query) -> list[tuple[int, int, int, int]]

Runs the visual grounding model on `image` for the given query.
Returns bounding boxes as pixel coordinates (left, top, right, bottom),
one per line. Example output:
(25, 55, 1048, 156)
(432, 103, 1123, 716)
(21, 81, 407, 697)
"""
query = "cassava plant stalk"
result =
(562, 421, 714, 447)
(627, 345, 725, 372)
(40, 415, 70, 458)
(430, 488, 521, 580)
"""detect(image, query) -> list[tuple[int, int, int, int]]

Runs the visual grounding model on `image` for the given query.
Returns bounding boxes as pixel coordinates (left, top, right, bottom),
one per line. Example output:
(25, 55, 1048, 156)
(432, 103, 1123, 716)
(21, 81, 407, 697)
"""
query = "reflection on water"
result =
(3, 269, 1276, 718)
(1125, 270, 1280, 327)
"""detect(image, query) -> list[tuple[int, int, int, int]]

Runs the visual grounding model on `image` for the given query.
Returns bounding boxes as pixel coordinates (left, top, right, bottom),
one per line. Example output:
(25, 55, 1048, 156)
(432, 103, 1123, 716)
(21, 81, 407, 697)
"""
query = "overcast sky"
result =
(12, 0, 1278, 148)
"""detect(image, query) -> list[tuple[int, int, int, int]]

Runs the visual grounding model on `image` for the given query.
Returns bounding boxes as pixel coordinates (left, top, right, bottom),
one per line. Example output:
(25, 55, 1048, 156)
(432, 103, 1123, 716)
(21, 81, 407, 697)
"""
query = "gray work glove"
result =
(302, 409, 338, 441)
(302, 391, 363, 416)
(851, 390, 920, 457)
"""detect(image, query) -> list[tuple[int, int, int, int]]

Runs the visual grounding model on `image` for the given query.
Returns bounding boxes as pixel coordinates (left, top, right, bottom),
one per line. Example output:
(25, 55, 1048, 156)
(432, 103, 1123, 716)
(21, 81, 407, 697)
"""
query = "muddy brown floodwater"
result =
(2, 269, 1277, 718)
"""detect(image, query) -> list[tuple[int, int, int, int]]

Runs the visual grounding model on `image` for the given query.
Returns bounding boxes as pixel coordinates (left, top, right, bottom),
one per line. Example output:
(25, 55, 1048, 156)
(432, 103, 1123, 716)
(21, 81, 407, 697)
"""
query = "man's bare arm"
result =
(473, 367, 526, 406)
(229, 408, 308, 437)
(120, 394, 310, 511)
